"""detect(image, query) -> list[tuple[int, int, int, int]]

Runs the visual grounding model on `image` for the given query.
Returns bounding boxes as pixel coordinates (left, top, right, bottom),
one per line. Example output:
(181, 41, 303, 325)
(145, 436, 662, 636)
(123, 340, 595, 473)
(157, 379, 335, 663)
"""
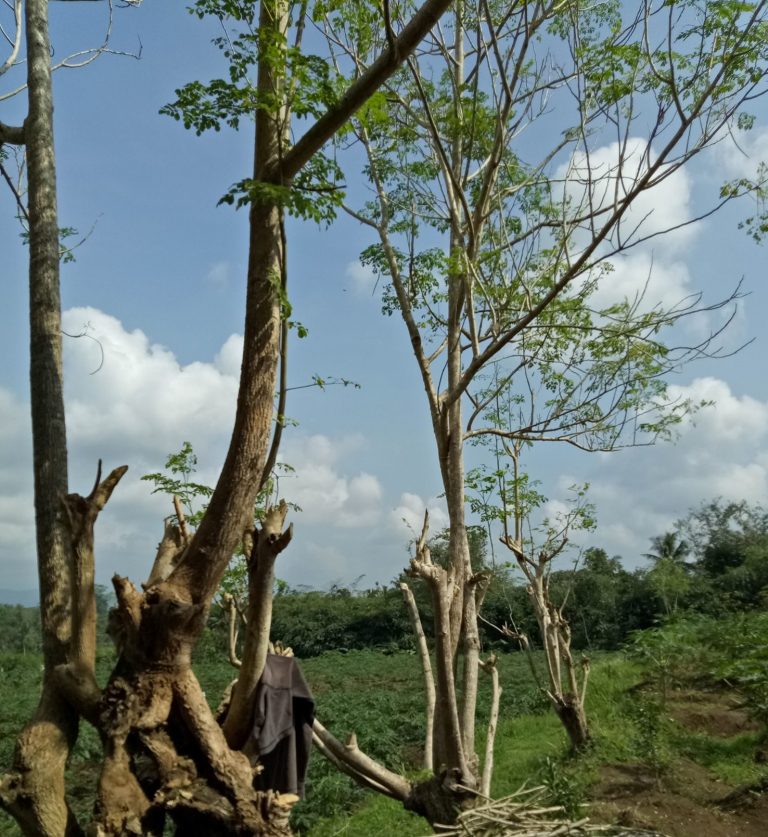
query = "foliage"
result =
(626, 697, 673, 778)
(538, 755, 587, 819)
(209, 583, 416, 658)
(141, 441, 298, 605)
(141, 440, 213, 527)
(3, 617, 768, 836)
(0, 606, 41, 655)
(0, 586, 113, 655)
(676, 499, 768, 609)
(629, 613, 768, 730)
(161, 0, 346, 225)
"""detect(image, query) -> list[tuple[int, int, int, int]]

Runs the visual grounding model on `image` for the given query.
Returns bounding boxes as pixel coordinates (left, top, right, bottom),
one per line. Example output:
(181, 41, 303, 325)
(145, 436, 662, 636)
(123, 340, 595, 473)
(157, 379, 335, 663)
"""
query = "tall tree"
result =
(313, 0, 768, 780)
(0, 1, 455, 834)
(0, 1, 85, 832)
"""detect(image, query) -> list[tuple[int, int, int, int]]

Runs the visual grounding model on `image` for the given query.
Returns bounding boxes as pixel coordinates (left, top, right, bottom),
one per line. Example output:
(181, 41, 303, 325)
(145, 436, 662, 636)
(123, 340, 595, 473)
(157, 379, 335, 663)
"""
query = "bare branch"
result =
(479, 655, 501, 798)
(400, 581, 435, 771)
(312, 718, 411, 801)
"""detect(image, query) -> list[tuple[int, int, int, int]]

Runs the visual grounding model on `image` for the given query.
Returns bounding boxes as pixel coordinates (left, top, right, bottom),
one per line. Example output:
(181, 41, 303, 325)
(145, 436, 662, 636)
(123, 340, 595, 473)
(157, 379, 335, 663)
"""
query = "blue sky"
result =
(2, 2, 768, 597)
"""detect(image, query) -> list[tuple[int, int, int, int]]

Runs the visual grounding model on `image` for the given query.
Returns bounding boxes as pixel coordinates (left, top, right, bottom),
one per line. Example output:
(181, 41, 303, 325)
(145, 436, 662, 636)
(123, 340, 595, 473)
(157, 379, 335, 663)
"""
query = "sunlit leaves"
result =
(141, 440, 214, 527)
(217, 152, 345, 223)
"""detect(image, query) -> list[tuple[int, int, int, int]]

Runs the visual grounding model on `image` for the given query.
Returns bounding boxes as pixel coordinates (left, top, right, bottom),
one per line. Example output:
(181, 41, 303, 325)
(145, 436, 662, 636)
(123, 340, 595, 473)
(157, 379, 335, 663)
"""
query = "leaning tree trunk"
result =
(90, 3, 292, 830)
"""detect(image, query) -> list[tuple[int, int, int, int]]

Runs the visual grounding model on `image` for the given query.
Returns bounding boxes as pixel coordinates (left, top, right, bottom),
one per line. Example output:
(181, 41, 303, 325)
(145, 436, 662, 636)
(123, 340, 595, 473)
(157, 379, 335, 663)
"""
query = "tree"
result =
(0, 1, 455, 834)
(0, 1, 90, 832)
(643, 532, 692, 615)
(677, 499, 768, 607)
(313, 0, 768, 779)
(643, 533, 691, 568)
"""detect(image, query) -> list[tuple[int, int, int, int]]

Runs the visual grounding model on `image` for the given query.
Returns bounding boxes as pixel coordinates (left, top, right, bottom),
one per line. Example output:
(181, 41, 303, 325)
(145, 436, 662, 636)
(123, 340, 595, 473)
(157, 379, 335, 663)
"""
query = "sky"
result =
(1, 2, 767, 599)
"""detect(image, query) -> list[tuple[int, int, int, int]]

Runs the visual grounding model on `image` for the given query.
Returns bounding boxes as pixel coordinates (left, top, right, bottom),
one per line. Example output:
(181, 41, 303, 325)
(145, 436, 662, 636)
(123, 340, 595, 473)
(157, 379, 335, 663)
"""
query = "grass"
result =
(2, 615, 768, 835)
(674, 730, 766, 785)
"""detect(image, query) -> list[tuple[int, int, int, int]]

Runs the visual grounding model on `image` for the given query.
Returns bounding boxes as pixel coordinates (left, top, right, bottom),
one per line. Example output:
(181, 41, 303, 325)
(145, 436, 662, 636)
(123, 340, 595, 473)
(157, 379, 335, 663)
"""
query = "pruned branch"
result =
(145, 519, 185, 588)
(222, 500, 293, 748)
(312, 718, 411, 801)
(400, 581, 436, 771)
(479, 654, 501, 798)
(0, 119, 24, 144)
(61, 461, 128, 671)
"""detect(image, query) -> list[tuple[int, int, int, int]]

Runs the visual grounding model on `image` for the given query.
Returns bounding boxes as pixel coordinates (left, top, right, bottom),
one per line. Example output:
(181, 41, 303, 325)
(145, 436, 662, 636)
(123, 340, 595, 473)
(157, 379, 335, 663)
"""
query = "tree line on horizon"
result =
(3, 497, 765, 660)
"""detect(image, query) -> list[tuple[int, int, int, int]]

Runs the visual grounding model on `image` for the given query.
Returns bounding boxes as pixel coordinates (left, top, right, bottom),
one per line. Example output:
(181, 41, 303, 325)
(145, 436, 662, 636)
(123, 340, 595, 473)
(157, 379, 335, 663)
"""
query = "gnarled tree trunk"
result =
(1, 1, 456, 834)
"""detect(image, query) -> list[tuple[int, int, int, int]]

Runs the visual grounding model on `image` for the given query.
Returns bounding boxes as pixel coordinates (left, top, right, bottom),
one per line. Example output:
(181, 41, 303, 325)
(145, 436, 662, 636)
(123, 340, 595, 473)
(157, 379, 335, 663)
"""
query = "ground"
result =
(590, 686, 768, 837)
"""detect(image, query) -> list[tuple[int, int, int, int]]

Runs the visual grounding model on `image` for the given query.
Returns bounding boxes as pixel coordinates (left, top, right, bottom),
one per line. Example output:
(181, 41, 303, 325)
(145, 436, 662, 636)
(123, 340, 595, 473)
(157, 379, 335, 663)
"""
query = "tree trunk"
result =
(223, 503, 292, 748)
(3, 0, 458, 832)
(554, 696, 590, 753)
(0, 1, 81, 834)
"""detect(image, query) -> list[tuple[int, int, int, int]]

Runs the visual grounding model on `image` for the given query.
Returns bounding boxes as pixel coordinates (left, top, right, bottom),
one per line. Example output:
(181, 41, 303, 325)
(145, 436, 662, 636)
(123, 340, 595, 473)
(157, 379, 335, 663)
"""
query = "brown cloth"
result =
(249, 653, 315, 798)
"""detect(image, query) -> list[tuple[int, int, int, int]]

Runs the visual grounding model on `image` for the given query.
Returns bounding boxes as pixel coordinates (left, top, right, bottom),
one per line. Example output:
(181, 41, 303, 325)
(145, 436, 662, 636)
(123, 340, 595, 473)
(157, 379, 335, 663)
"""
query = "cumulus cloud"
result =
(345, 260, 377, 294)
(562, 137, 695, 255)
(582, 377, 768, 564)
(390, 492, 449, 539)
(553, 137, 722, 331)
(0, 308, 393, 592)
(279, 434, 383, 528)
(591, 251, 693, 313)
(714, 126, 768, 181)
(214, 334, 244, 379)
(63, 307, 239, 462)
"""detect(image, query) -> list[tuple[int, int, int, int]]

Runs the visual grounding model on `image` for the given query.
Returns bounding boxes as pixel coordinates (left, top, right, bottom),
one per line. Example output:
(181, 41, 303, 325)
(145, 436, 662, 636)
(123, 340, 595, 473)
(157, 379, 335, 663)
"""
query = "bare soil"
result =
(665, 689, 761, 738)
(589, 688, 768, 837)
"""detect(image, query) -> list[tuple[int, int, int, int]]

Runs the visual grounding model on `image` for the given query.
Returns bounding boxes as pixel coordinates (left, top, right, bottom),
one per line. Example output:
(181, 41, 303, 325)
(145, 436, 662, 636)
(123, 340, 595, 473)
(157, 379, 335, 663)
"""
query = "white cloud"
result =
(592, 251, 693, 313)
(279, 434, 383, 528)
(390, 492, 449, 539)
(206, 261, 231, 287)
(0, 306, 419, 592)
(713, 125, 768, 181)
(214, 334, 244, 379)
(669, 377, 768, 442)
(554, 138, 719, 330)
(580, 377, 768, 564)
(62, 307, 238, 459)
(0, 387, 35, 585)
(562, 137, 695, 256)
(0, 308, 242, 588)
(345, 260, 377, 294)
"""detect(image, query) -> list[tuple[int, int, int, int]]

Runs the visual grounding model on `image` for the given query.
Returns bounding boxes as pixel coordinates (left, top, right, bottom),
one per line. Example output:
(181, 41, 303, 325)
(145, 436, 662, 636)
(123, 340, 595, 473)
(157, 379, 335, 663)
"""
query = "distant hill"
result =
(0, 589, 39, 607)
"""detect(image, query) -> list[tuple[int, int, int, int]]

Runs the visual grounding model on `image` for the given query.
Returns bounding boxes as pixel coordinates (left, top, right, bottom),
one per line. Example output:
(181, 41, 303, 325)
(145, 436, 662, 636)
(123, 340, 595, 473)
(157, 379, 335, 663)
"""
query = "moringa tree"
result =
(307, 0, 768, 799)
(0, 1, 455, 834)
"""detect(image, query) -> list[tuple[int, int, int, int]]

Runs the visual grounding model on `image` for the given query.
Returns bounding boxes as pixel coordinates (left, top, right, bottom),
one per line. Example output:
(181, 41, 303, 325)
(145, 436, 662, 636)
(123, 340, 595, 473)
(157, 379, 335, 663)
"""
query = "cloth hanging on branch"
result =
(247, 653, 315, 797)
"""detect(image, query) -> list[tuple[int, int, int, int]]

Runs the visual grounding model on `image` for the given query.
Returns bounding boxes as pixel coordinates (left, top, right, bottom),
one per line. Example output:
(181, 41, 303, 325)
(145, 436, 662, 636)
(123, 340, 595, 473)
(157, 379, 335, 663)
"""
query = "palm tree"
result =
(643, 532, 691, 568)
(644, 532, 692, 615)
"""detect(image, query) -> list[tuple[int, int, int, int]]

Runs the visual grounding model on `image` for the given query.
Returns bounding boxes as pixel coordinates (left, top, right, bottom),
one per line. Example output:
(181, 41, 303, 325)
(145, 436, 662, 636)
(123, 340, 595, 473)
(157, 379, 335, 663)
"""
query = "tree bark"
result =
(400, 581, 435, 771)
(0, 1, 82, 834)
(223, 502, 292, 748)
(553, 696, 590, 753)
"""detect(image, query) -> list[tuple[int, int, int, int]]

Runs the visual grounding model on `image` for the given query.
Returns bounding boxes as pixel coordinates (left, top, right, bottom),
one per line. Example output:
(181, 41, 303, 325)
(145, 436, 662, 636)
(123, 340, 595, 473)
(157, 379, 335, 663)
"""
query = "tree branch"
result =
(279, 0, 453, 180)
(400, 581, 435, 771)
(0, 120, 24, 144)
(311, 719, 411, 801)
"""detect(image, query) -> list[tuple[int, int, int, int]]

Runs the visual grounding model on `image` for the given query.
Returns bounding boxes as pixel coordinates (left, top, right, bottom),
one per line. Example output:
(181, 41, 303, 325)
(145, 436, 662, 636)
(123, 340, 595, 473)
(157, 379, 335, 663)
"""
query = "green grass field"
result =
(2, 615, 768, 835)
